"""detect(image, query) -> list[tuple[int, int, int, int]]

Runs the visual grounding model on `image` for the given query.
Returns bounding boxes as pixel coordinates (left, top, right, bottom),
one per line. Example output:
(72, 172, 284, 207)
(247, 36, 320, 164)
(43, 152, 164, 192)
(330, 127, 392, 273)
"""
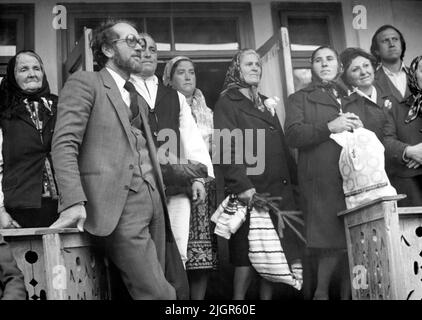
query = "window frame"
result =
(58, 2, 254, 69)
(0, 4, 34, 77)
(271, 2, 346, 69)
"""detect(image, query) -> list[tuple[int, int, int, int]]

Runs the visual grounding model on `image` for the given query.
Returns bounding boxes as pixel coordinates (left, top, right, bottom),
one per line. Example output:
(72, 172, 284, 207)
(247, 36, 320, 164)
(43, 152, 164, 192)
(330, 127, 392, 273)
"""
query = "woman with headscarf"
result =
(285, 46, 366, 300)
(162, 56, 218, 300)
(0, 50, 59, 228)
(383, 55, 422, 206)
(214, 49, 303, 300)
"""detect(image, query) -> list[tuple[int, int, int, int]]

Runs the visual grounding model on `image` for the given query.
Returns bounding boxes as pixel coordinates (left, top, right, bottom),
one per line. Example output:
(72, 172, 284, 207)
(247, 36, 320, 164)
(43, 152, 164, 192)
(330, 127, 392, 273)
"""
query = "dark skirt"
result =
(7, 197, 59, 228)
(228, 209, 251, 267)
(185, 180, 219, 270)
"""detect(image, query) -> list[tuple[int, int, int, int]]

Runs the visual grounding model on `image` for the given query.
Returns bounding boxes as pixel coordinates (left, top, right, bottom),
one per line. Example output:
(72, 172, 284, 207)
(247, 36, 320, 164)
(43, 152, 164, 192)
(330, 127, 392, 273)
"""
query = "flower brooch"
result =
(264, 96, 280, 117)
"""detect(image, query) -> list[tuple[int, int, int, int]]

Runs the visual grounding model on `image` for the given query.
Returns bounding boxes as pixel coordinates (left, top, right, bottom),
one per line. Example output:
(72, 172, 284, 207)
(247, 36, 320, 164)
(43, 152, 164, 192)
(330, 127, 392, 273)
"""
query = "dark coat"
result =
(383, 95, 422, 205)
(374, 67, 411, 107)
(0, 235, 26, 300)
(285, 84, 388, 248)
(0, 95, 57, 209)
(214, 88, 302, 262)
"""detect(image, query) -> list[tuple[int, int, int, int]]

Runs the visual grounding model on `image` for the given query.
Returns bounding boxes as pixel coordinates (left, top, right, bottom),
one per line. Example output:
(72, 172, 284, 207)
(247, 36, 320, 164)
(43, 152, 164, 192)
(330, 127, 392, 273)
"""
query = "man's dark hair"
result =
(370, 24, 406, 63)
(91, 18, 138, 68)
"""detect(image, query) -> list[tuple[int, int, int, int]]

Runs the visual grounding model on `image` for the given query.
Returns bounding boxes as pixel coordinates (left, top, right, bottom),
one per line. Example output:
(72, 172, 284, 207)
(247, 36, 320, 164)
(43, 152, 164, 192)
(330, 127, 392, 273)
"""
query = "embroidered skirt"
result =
(185, 180, 219, 270)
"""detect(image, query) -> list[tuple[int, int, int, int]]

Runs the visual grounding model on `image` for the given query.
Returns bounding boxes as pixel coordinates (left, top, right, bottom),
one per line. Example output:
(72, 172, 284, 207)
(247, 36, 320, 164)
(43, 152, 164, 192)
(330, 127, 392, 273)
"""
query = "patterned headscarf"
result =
(221, 49, 265, 112)
(405, 55, 422, 124)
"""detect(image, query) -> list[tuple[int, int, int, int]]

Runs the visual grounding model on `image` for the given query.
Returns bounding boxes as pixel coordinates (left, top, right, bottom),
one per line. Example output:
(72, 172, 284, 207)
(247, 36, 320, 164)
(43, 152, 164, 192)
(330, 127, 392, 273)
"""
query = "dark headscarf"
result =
(0, 50, 51, 114)
(221, 49, 265, 112)
(310, 46, 347, 99)
(405, 55, 422, 124)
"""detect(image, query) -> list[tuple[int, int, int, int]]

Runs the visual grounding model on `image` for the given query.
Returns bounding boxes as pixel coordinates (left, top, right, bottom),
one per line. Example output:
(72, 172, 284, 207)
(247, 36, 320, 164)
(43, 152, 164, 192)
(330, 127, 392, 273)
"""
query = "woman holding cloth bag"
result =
(214, 48, 304, 300)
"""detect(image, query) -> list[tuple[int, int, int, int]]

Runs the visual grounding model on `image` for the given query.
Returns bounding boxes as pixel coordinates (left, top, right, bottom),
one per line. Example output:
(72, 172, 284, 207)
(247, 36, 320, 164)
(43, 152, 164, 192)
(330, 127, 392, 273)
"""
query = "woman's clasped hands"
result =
(328, 112, 363, 133)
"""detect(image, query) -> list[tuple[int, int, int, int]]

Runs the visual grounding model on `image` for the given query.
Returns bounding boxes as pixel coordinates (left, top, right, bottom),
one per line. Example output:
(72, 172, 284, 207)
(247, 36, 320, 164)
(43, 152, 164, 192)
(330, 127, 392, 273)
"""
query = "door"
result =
(257, 27, 294, 129)
(62, 27, 93, 83)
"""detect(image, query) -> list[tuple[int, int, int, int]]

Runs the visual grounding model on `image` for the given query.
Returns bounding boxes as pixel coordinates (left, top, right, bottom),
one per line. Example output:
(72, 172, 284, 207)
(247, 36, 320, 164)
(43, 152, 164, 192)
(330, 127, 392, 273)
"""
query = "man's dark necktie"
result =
(124, 81, 140, 120)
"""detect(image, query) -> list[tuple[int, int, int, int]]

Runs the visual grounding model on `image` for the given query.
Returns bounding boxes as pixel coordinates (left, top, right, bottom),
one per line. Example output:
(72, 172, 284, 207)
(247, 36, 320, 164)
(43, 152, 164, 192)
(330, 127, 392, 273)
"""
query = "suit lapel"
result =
(375, 67, 404, 103)
(99, 69, 134, 145)
(376, 86, 385, 107)
(138, 106, 169, 218)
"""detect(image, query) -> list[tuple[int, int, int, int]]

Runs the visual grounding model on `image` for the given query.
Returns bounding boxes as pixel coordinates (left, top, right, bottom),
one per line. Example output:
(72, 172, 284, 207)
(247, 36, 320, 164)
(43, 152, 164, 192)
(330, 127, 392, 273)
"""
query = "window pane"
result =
(174, 18, 239, 51)
(293, 68, 312, 91)
(288, 17, 330, 51)
(145, 18, 171, 51)
(74, 18, 144, 44)
(0, 19, 17, 56)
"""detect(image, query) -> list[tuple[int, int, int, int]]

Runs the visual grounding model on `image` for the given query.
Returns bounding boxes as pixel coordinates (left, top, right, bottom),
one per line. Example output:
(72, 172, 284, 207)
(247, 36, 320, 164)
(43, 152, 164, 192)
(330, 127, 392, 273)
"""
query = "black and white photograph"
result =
(0, 0, 422, 307)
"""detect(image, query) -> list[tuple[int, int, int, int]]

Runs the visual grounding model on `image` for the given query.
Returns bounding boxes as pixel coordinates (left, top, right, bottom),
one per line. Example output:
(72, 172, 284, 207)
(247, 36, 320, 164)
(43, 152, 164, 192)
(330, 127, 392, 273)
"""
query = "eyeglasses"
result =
(112, 34, 146, 49)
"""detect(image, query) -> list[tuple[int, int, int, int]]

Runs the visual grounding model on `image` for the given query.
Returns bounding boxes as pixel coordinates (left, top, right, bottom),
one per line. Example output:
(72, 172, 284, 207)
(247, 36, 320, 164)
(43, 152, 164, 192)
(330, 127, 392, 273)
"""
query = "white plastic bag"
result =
(330, 127, 397, 209)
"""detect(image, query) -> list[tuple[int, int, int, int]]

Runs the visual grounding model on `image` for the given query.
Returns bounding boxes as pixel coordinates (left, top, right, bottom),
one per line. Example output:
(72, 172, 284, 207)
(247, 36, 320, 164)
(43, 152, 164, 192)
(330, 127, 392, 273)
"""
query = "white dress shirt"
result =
(106, 67, 131, 107)
(131, 74, 214, 178)
(382, 62, 407, 98)
(131, 74, 158, 109)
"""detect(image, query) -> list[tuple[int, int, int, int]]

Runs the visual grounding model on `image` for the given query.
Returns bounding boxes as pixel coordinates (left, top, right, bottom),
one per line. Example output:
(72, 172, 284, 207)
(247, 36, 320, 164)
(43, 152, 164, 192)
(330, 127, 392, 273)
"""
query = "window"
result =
(272, 2, 346, 91)
(59, 2, 254, 107)
(0, 4, 34, 79)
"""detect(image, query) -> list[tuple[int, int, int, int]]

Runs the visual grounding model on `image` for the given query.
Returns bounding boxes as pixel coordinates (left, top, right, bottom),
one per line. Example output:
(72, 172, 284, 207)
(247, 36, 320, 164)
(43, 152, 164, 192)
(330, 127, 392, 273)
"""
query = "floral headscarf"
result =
(221, 49, 265, 112)
(405, 55, 422, 124)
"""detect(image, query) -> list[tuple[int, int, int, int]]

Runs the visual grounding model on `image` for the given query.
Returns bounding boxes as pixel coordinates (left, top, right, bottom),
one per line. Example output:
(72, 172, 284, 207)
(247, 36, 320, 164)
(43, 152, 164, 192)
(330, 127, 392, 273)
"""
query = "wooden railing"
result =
(0, 228, 111, 300)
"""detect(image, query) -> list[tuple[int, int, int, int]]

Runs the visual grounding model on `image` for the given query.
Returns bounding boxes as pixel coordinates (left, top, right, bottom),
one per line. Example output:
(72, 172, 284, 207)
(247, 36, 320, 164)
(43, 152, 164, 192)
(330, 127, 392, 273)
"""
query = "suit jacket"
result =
(52, 68, 168, 237)
(0, 235, 26, 300)
(374, 67, 410, 107)
(52, 68, 189, 299)
(383, 96, 422, 178)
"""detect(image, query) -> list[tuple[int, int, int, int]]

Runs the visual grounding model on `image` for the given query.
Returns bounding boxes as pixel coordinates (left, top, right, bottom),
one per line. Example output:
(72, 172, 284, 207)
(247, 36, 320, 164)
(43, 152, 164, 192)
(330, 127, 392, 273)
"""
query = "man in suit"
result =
(370, 25, 410, 105)
(130, 34, 213, 268)
(0, 234, 26, 300)
(50, 20, 185, 299)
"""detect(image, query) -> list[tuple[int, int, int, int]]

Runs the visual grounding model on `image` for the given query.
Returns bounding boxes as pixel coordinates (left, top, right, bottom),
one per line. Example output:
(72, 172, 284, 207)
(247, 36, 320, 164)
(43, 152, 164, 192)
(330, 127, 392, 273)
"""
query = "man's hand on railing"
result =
(0, 207, 21, 229)
(49, 202, 86, 231)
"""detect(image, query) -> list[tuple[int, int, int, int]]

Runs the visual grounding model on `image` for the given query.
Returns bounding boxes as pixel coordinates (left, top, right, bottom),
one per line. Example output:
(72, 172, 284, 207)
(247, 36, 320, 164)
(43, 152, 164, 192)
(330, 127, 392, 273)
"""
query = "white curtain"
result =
(258, 42, 286, 129)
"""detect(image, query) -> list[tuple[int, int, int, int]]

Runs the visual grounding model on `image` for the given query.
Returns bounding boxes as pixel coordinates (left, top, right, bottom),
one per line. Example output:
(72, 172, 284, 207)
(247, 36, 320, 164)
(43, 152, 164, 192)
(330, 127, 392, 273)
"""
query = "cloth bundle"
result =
(330, 127, 397, 209)
(211, 194, 247, 240)
(212, 194, 303, 289)
(248, 207, 303, 289)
